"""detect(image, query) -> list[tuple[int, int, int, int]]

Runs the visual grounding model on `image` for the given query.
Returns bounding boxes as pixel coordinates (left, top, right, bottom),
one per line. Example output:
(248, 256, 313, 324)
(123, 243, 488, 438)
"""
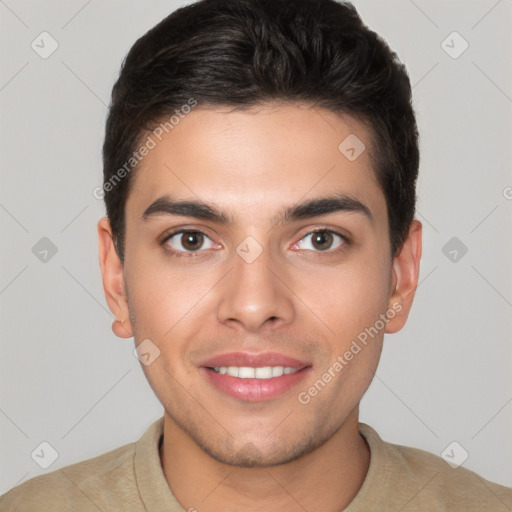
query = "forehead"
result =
(125, 103, 386, 224)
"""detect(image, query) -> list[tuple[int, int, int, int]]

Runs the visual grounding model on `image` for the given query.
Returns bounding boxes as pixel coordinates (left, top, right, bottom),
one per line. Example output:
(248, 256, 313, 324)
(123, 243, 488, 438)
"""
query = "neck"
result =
(159, 408, 370, 512)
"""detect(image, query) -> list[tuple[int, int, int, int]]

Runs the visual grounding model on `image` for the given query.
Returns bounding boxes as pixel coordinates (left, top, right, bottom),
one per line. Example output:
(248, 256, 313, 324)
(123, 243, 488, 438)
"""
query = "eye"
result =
(162, 230, 217, 255)
(293, 229, 347, 252)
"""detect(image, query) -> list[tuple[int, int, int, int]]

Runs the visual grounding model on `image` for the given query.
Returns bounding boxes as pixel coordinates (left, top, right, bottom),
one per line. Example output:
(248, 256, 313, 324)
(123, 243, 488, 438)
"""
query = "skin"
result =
(98, 102, 422, 512)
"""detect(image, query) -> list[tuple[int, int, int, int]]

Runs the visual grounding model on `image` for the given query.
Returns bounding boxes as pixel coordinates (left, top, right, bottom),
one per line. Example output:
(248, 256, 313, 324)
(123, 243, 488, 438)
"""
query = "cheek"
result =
(298, 252, 391, 341)
(124, 251, 219, 341)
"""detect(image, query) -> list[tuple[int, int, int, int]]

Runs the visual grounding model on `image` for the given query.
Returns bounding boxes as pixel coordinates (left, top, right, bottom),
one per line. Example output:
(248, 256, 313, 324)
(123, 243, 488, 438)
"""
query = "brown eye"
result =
(181, 231, 204, 251)
(164, 230, 216, 253)
(311, 231, 334, 250)
(296, 229, 346, 252)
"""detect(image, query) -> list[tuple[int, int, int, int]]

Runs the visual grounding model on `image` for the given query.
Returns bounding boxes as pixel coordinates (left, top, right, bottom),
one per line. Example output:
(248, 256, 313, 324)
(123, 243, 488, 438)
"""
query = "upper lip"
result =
(200, 352, 311, 369)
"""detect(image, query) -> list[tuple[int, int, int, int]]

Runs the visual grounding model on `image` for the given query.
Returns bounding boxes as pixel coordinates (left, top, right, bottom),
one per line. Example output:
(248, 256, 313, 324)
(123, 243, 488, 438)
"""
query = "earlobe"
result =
(385, 219, 422, 334)
(112, 318, 133, 338)
(97, 217, 133, 338)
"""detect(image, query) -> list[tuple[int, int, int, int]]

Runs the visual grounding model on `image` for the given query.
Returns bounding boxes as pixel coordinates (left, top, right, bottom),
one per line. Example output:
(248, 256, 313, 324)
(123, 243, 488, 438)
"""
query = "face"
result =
(98, 102, 421, 467)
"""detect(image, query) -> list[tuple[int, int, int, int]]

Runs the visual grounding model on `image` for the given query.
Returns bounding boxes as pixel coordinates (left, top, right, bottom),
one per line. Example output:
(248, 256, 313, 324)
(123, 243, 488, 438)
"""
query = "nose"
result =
(216, 246, 295, 333)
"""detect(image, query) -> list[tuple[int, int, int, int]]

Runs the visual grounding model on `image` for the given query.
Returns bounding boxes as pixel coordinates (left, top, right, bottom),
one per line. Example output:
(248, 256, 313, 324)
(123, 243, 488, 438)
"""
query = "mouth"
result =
(209, 365, 300, 378)
(199, 352, 312, 402)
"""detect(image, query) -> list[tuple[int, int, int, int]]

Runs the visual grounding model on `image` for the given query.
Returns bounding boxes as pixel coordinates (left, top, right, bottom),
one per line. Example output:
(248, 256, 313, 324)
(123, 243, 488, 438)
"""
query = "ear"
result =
(97, 217, 133, 338)
(385, 219, 422, 334)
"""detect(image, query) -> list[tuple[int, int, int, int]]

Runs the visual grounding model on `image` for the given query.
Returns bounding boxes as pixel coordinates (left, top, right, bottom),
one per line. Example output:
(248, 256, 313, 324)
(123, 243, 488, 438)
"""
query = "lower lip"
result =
(200, 367, 311, 402)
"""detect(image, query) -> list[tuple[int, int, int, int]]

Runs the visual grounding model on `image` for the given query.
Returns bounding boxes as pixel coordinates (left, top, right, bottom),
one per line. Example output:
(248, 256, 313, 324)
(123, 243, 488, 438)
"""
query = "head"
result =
(98, 0, 422, 467)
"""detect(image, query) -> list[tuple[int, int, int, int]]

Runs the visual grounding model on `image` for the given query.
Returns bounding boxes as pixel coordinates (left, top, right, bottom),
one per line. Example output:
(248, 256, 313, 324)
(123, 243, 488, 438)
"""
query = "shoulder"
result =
(0, 442, 136, 511)
(359, 423, 512, 511)
(395, 442, 512, 509)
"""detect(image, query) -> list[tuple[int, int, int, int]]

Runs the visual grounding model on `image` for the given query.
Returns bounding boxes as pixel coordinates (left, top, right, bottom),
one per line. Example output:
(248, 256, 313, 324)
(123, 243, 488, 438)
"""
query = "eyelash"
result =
(160, 228, 349, 258)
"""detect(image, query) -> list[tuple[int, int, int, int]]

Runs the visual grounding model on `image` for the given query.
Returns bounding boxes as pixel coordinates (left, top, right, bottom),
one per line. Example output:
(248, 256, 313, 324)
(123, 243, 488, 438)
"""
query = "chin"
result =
(196, 429, 330, 468)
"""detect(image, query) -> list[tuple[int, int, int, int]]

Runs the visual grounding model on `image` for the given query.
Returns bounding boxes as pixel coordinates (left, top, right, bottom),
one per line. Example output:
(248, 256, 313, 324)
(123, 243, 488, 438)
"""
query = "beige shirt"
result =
(1, 418, 511, 511)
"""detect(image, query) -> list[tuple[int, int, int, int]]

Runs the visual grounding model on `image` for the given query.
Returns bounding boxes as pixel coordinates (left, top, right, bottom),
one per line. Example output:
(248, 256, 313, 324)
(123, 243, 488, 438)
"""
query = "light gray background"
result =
(1, 0, 511, 494)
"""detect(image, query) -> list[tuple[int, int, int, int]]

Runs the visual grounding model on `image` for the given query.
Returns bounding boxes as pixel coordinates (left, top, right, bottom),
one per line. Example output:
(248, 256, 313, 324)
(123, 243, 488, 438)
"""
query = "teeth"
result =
(255, 367, 272, 379)
(272, 366, 284, 377)
(239, 367, 255, 378)
(212, 366, 299, 379)
(227, 366, 239, 377)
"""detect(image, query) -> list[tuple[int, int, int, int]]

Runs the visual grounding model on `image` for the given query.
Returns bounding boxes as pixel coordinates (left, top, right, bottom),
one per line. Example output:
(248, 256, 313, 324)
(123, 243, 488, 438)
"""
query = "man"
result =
(1, 0, 511, 510)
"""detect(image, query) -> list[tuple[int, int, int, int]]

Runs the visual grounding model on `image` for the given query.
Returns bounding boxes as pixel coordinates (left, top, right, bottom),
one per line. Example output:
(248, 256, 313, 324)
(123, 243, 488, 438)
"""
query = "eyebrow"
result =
(141, 192, 373, 226)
